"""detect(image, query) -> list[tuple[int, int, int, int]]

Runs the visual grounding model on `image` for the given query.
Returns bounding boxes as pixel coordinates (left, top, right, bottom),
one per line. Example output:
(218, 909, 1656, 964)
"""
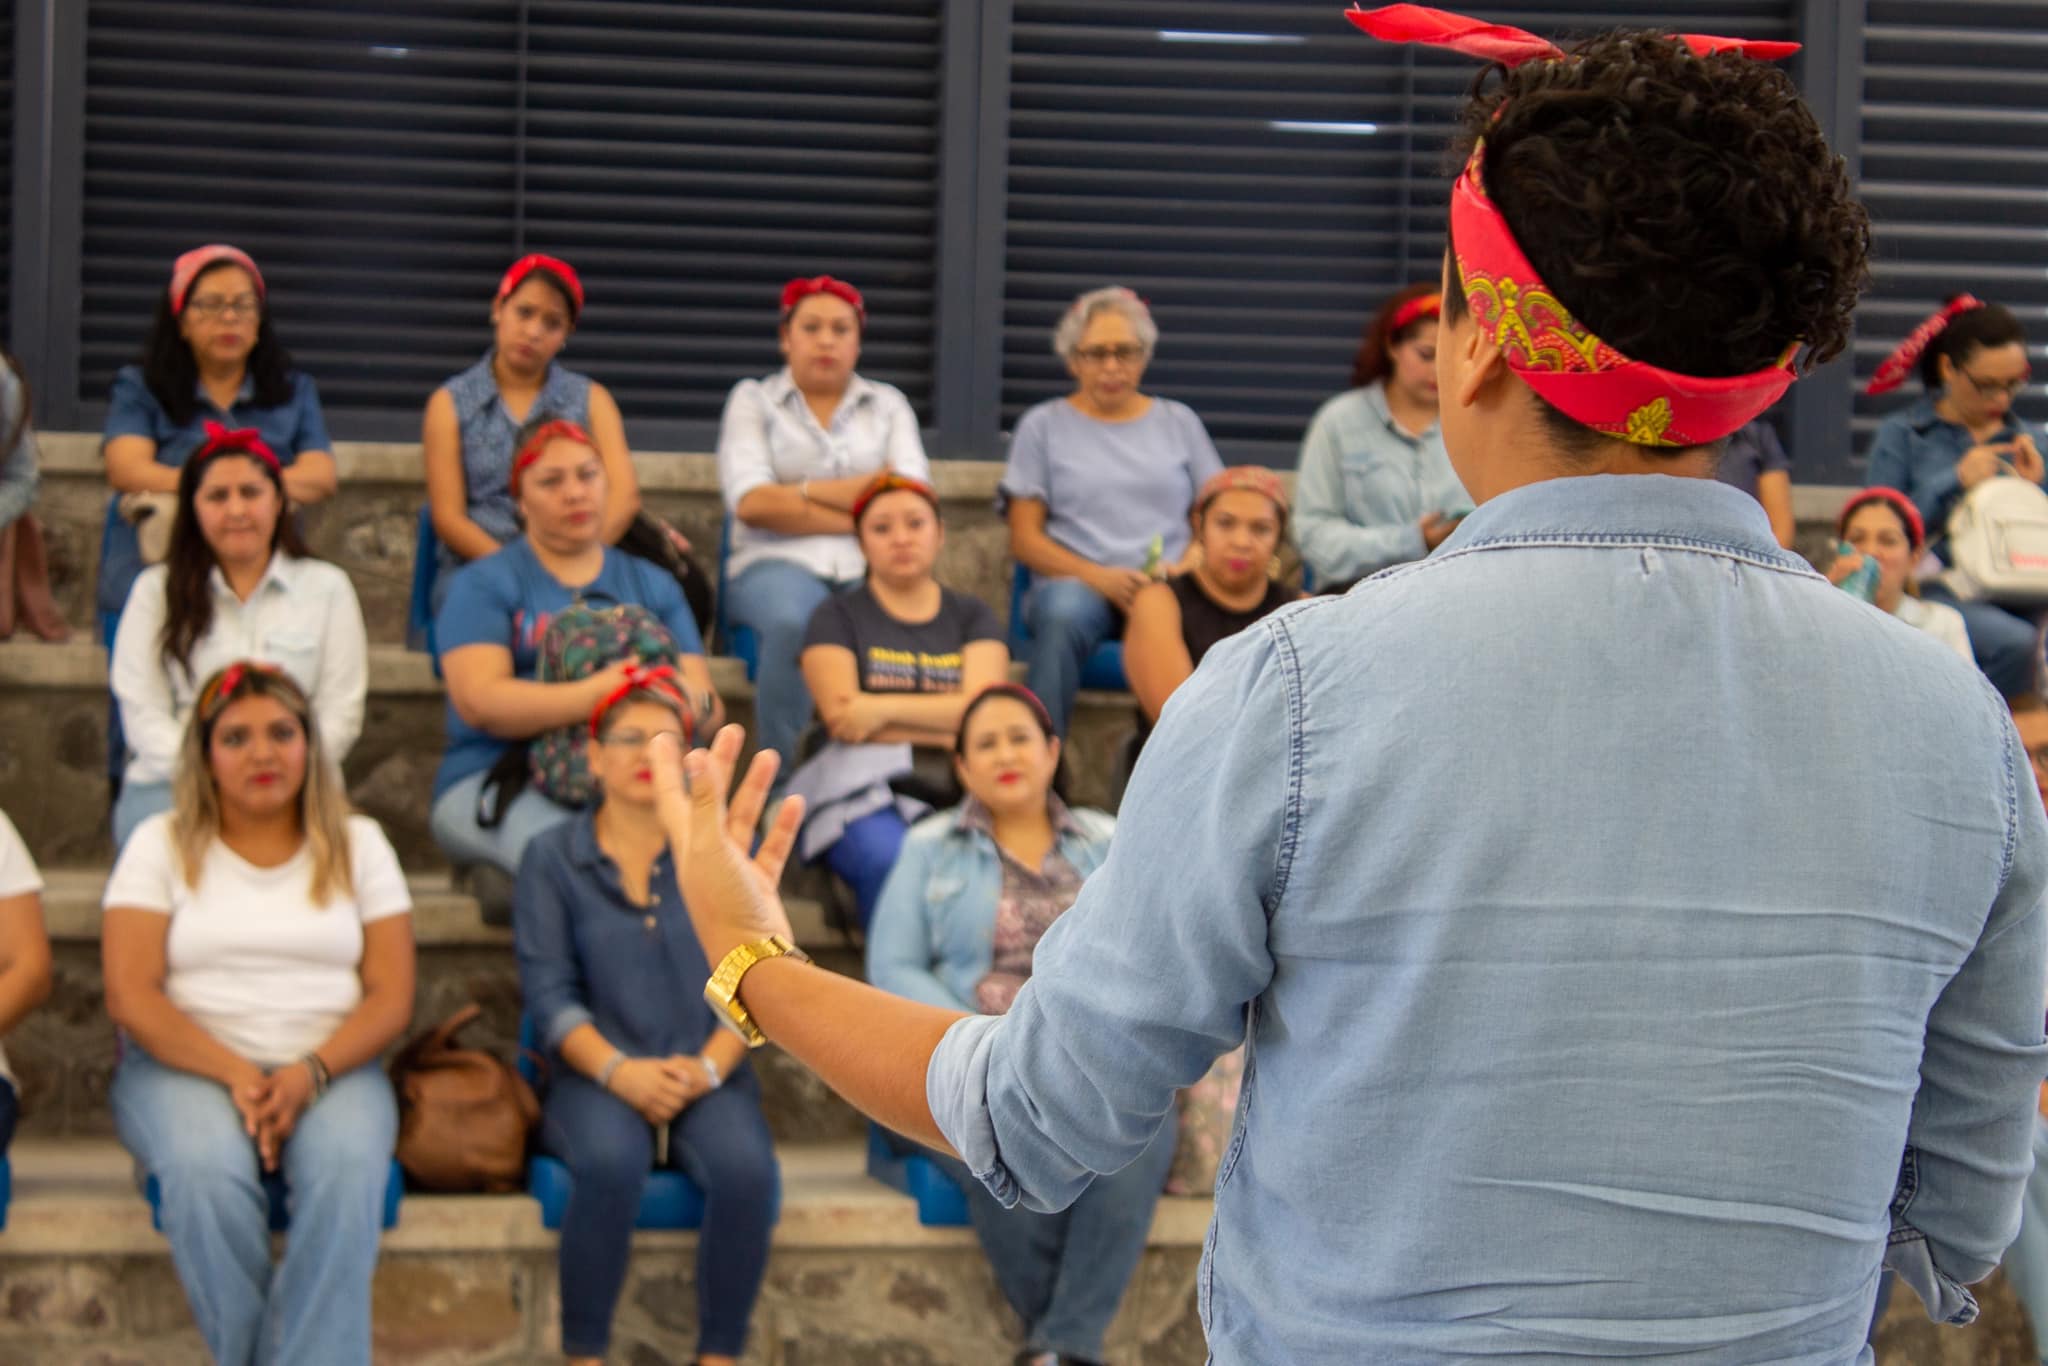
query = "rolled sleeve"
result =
(1886, 692, 2048, 1322)
(922, 622, 1293, 1213)
(288, 373, 333, 456)
(716, 380, 777, 513)
(512, 839, 597, 1051)
(103, 368, 163, 443)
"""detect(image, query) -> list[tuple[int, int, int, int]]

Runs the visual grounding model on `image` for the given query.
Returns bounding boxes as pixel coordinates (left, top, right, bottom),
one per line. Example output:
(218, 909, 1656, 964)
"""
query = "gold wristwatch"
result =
(704, 934, 810, 1047)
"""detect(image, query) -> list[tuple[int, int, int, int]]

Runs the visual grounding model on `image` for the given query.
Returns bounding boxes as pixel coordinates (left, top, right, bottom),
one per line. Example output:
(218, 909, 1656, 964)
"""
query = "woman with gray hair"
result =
(999, 286, 1224, 734)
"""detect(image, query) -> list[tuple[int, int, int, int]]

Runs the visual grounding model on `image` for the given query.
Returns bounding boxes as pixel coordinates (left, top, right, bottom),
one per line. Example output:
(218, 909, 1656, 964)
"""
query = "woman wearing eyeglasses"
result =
(1867, 297, 2046, 695)
(1000, 286, 1224, 735)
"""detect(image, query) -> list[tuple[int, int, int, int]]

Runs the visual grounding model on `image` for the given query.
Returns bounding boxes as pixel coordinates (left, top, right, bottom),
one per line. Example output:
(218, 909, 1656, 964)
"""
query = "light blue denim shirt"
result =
(926, 473, 2048, 1365)
(867, 800, 1117, 1012)
(1292, 380, 1468, 585)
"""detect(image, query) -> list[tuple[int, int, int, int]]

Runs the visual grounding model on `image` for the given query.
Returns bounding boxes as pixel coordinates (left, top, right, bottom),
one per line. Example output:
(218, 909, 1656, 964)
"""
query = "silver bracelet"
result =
(700, 1054, 723, 1089)
(596, 1051, 627, 1091)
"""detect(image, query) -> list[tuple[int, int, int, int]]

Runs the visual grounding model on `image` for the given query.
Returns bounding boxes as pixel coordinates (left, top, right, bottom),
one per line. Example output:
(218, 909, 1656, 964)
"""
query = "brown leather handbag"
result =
(389, 1004, 540, 1193)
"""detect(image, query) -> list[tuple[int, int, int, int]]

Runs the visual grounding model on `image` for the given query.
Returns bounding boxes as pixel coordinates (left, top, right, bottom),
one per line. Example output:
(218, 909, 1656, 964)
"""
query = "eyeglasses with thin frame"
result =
(1959, 368, 2030, 400)
(1073, 344, 1147, 367)
(187, 293, 261, 321)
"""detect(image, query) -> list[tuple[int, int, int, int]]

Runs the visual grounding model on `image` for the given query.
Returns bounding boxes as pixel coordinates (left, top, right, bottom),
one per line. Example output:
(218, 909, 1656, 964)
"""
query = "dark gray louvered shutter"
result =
(520, 1, 945, 433)
(79, 1, 523, 414)
(0, 3, 13, 338)
(1853, 0, 2048, 461)
(999, 1, 1796, 463)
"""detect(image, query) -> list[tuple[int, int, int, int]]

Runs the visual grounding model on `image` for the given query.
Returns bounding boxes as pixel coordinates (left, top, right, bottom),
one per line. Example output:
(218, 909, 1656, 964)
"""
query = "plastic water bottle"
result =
(1836, 541, 1879, 603)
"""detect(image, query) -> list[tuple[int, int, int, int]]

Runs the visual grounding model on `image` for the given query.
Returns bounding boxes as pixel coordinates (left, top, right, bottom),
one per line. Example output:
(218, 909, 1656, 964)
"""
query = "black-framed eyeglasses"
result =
(187, 293, 261, 320)
(1073, 344, 1146, 366)
(1960, 368, 2031, 399)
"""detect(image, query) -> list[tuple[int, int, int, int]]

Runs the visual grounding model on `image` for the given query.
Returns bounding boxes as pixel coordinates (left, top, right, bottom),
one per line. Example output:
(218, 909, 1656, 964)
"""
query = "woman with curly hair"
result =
(653, 10, 2046, 1363)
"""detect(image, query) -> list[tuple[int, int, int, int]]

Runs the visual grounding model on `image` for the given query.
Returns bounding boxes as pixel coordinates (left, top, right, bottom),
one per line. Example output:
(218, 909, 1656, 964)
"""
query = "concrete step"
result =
(0, 637, 1144, 874)
(0, 1136, 1213, 1363)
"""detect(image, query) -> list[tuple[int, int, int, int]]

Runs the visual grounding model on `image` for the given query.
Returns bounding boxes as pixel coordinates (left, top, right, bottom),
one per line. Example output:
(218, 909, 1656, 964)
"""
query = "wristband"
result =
(701, 1054, 723, 1089)
(297, 1052, 330, 1099)
(596, 1051, 627, 1091)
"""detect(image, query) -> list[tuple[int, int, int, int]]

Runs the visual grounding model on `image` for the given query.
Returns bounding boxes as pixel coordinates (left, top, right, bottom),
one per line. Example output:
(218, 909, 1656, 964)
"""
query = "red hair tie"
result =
(1866, 296, 1986, 397)
(1345, 4, 1799, 65)
(780, 275, 867, 326)
(193, 420, 281, 471)
(589, 662, 692, 740)
(496, 254, 585, 317)
(1389, 292, 1442, 334)
(1838, 486, 1926, 553)
(509, 418, 595, 498)
(850, 471, 940, 526)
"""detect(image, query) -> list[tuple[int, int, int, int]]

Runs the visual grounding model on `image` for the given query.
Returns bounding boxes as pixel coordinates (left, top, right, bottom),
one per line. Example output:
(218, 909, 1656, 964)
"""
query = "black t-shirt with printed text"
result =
(801, 582, 1004, 693)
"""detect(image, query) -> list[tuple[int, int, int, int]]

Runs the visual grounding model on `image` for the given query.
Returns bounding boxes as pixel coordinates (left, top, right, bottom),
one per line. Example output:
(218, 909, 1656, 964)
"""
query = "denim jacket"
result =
(928, 473, 2048, 1365)
(867, 802, 1117, 1013)
(1865, 396, 2047, 562)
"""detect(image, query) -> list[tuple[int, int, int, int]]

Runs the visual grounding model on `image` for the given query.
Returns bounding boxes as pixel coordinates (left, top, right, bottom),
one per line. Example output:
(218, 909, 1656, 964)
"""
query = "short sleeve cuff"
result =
(926, 1013, 1023, 1209)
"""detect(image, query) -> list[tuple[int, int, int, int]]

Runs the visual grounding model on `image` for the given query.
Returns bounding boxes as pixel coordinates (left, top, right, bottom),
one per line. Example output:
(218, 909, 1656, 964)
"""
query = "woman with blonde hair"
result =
(103, 661, 415, 1366)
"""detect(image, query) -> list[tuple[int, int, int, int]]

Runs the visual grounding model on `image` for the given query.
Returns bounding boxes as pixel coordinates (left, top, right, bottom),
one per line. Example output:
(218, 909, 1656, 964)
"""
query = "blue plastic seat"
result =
(1007, 565, 1128, 693)
(714, 515, 760, 681)
(143, 1158, 404, 1233)
(407, 505, 441, 666)
(864, 1123, 969, 1227)
(515, 1016, 709, 1231)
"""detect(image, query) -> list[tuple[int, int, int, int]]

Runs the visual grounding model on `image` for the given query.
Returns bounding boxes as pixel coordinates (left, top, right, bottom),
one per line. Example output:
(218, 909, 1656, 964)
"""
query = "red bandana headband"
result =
(509, 418, 595, 497)
(850, 471, 940, 526)
(1349, 5, 1803, 447)
(194, 419, 281, 471)
(1197, 465, 1290, 518)
(497, 254, 585, 317)
(589, 662, 693, 740)
(1838, 486, 1926, 553)
(169, 245, 265, 315)
(781, 275, 866, 326)
(1866, 295, 1985, 397)
(1389, 292, 1441, 334)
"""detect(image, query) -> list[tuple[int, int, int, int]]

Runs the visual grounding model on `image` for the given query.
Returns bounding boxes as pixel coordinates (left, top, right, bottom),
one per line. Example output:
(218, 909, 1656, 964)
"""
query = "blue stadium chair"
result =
(143, 1158, 404, 1233)
(864, 1123, 969, 1227)
(1007, 565, 1128, 693)
(515, 1016, 711, 1231)
(714, 515, 760, 681)
(408, 505, 440, 663)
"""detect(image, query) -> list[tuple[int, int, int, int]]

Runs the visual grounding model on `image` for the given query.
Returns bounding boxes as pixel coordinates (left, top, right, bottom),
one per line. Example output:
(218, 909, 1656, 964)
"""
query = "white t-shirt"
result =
(0, 811, 43, 1087)
(1893, 594, 1974, 662)
(103, 813, 411, 1066)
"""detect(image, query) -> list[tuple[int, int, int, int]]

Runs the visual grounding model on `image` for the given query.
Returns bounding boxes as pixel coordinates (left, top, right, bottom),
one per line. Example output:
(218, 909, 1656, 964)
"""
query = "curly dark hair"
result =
(1443, 31, 1870, 448)
(1351, 281, 1441, 390)
(141, 258, 298, 427)
(1920, 300, 2026, 390)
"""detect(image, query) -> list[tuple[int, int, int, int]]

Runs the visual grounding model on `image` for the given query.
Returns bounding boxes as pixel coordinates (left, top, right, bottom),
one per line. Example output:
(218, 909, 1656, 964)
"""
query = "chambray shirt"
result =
(928, 474, 2048, 1366)
(96, 366, 332, 618)
(717, 367, 928, 582)
(437, 350, 592, 578)
(1292, 381, 1468, 586)
(1866, 396, 2048, 563)
(999, 397, 1223, 570)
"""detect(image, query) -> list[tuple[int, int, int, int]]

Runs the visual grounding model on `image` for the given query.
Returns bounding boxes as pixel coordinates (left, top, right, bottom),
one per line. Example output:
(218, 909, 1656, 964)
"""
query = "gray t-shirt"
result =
(998, 397, 1224, 569)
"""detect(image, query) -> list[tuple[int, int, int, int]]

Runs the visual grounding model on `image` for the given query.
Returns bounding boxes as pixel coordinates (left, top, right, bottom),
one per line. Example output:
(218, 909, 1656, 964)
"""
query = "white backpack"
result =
(1941, 475, 2048, 605)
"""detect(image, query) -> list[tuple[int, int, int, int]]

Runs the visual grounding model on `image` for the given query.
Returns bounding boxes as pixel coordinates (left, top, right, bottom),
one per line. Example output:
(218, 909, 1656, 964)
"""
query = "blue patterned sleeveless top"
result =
(440, 349, 592, 549)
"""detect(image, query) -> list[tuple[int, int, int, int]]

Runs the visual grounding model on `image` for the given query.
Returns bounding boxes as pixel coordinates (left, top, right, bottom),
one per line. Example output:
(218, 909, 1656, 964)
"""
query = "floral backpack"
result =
(528, 596, 682, 806)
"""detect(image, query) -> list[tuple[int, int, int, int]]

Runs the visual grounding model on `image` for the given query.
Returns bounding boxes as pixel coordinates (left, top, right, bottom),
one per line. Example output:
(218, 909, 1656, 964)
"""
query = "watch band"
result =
(704, 934, 811, 1048)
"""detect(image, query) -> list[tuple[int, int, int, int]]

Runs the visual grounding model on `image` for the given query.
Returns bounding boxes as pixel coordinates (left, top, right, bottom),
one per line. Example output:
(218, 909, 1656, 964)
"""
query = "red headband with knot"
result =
(1838, 486, 1927, 553)
(509, 418, 595, 498)
(850, 471, 940, 526)
(589, 662, 693, 740)
(781, 275, 866, 325)
(497, 254, 585, 317)
(1389, 292, 1442, 334)
(194, 419, 280, 472)
(169, 245, 265, 315)
(1866, 296, 1986, 397)
(1348, 4, 1803, 447)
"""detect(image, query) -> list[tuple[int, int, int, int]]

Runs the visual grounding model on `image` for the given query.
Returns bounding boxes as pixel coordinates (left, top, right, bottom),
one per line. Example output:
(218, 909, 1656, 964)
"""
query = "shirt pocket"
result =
(259, 629, 322, 691)
(1339, 447, 1418, 524)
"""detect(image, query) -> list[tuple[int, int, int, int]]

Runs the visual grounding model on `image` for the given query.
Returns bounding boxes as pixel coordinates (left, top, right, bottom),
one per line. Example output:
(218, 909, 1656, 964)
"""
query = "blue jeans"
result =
(929, 1117, 1174, 1360)
(112, 778, 173, 853)
(1024, 578, 1119, 737)
(824, 806, 909, 930)
(428, 770, 576, 877)
(724, 558, 844, 766)
(0, 1075, 17, 1153)
(1922, 583, 2045, 697)
(110, 1046, 397, 1366)
(540, 1071, 779, 1358)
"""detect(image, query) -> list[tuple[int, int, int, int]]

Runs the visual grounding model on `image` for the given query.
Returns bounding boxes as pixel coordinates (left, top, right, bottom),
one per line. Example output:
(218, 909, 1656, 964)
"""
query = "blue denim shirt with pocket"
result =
(1865, 396, 2047, 563)
(926, 473, 2048, 1365)
(867, 802, 1118, 1013)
